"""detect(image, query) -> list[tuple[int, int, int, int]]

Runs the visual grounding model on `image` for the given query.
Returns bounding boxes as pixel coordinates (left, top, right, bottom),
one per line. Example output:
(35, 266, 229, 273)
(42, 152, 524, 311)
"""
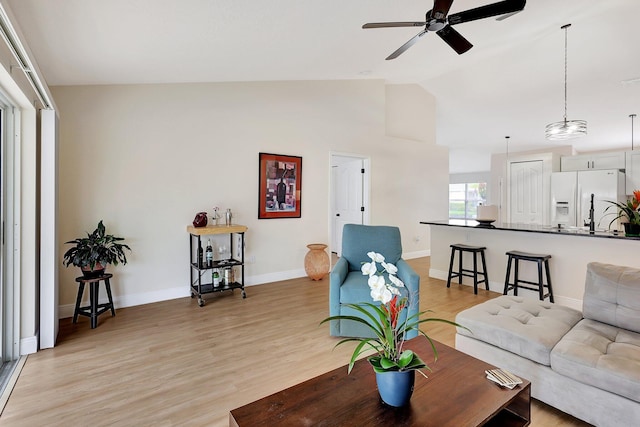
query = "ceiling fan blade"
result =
(363, 22, 426, 29)
(496, 10, 522, 21)
(386, 30, 429, 60)
(436, 25, 473, 54)
(448, 0, 526, 25)
(432, 0, 454, 20)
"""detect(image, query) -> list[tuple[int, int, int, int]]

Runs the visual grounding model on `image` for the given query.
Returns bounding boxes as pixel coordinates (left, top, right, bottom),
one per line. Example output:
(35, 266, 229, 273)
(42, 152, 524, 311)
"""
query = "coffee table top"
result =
(230, 337, 530, 427)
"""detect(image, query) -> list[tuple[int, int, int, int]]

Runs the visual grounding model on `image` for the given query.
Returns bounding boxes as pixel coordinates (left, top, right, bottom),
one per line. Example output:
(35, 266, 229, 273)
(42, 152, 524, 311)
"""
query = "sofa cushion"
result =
(551, 319, 640, 403)
(455, 296, 583, 366)
(584, 262, 640, 334)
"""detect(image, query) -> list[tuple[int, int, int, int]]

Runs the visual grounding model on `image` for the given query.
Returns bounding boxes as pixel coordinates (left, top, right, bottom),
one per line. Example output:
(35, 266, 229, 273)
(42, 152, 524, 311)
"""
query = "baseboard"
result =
(20, 335, 38, 355)
(59, 269, 309, 319)
(552, 295, 583, 311)
(245, 268, 307, 287)
(404, 250, 430, 259)
(430, 268, 501, 293)
(430, 268, 583, 309)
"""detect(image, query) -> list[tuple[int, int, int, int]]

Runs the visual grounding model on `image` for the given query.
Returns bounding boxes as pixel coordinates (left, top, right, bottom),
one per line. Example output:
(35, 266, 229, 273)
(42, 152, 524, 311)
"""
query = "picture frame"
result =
(258, 153, 302, 219)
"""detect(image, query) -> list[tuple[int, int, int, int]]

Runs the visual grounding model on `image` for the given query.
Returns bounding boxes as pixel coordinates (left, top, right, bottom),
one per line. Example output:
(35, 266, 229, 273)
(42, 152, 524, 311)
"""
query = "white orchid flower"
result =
(381, 262, 398, 275)
(389, 274, 405, 288)
(388, 285, 401, 296)
(367, 251, 385, 263)
(371, 285, 393, 304)
(368, 275, 387, 302)
(361, 262, 377, 276)
(368, 274, 386, 290)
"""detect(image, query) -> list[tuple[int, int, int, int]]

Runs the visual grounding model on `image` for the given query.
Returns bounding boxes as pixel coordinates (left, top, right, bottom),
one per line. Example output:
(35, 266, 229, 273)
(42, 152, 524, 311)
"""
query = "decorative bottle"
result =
(212, 269, 220, 287)
(225, 209, 232, 226)
(198, 245, 204, 268)
(205, 240, 213, 268)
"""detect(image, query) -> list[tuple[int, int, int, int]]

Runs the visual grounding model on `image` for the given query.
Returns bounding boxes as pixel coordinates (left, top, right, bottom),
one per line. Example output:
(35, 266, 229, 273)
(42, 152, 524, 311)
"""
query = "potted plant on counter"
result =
(604, 190, 640, 236)
(63, 220, 131, 278)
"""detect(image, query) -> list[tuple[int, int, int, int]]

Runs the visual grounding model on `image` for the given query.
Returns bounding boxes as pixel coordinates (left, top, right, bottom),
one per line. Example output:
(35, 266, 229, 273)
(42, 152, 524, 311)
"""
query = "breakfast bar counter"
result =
(421, 220, 640, 310)
(420, 219, 640, 239)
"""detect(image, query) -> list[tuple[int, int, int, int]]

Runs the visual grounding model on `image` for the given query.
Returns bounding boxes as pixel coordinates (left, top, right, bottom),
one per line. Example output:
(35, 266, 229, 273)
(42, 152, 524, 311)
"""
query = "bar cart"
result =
(187, 224, 247, 307)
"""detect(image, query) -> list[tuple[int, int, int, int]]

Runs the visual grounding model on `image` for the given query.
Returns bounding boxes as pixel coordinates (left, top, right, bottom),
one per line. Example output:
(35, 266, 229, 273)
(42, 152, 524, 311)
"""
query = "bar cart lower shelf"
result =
(187, 224, 248, 307)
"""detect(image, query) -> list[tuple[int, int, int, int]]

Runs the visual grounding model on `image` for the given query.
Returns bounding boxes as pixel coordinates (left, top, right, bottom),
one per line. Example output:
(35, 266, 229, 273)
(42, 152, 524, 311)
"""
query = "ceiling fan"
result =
(363, 0, 526, 60)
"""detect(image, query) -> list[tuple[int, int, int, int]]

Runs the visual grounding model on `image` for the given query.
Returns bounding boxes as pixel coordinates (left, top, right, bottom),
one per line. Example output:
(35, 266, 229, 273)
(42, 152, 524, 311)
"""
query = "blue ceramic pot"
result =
(375, 370, 415, 407)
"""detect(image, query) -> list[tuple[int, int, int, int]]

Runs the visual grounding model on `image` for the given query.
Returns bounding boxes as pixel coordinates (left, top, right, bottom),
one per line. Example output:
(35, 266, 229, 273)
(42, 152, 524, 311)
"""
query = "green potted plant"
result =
(62, 220, 131, 278)
(320, 251, 467, 407)
(604, 190, 640, 236)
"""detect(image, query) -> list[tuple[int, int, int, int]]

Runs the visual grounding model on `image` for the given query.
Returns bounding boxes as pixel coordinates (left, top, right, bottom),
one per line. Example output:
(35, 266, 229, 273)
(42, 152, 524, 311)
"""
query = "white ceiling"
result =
(5, 0, 640, 172)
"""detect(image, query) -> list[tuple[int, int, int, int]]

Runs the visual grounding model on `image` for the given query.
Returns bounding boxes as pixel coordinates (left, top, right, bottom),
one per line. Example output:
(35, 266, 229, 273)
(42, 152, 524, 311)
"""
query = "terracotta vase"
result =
(304, 244, 330, 280)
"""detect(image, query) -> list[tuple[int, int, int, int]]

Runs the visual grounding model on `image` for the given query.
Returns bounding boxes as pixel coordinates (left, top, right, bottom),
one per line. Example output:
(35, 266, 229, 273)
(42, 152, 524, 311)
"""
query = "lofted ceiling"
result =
(5, 0, 640, 172)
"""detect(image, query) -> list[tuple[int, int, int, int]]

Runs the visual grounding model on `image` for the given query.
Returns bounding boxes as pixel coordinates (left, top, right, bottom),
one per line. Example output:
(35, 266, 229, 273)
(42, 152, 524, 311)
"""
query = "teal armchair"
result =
(329, 224, 420, 338)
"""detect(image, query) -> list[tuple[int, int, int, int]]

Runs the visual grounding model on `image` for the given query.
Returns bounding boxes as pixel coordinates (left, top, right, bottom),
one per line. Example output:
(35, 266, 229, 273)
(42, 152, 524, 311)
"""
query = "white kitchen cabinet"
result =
(625, 150, 640, 195)
(561, 152, 625, 172)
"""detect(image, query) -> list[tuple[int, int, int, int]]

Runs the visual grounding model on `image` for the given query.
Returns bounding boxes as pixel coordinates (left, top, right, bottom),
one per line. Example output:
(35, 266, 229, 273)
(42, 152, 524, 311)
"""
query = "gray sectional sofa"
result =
(455, 262, 640, 427)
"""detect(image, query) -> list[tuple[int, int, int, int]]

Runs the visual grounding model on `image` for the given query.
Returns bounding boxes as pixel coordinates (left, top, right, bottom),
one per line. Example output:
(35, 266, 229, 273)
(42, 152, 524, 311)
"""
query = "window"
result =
(449, 183, 487, 219)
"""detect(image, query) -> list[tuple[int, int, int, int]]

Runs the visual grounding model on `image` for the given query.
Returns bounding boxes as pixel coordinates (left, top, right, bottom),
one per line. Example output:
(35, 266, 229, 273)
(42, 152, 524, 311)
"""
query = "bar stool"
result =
(503, 251, 554, 302)
(73, 273, 116, 328)
(446, 244, 489, 295)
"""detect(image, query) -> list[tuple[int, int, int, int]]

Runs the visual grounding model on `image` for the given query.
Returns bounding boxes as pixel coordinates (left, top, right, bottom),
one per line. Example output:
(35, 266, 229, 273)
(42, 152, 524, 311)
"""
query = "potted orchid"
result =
(321, 251, 465, 406)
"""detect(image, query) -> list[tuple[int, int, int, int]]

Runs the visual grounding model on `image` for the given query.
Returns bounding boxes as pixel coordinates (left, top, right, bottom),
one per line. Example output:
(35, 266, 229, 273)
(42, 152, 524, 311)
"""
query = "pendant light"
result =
(631, 114, 636, 150)
(505, 135, 510, 159)
(545, 24, 587, 140)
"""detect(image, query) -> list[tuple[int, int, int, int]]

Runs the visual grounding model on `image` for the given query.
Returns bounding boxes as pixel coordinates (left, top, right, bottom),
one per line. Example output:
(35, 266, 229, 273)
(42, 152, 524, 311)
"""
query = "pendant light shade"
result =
(546, 24, 587, 140)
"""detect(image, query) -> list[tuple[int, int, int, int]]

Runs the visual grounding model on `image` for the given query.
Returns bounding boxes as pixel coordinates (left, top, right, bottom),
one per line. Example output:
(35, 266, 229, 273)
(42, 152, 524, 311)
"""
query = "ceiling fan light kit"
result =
(545, 23, 587, 141)
(362, 0, 526, 60)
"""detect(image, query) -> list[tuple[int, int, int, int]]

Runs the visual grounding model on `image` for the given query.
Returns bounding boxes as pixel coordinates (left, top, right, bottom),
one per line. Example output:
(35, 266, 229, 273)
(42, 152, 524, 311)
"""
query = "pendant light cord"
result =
(561, 24, 571, 123)
(632, 114, 637, 150)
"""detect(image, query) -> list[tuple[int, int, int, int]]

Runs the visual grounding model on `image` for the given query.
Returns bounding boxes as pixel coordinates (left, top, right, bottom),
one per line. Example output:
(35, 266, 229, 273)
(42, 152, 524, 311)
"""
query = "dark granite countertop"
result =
(420, 220, 640, 240)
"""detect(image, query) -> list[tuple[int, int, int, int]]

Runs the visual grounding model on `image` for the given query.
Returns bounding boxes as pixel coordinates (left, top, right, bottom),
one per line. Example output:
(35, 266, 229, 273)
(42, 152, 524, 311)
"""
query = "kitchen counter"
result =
(420, 220, 640, 240)
(422, 220, 640, 310)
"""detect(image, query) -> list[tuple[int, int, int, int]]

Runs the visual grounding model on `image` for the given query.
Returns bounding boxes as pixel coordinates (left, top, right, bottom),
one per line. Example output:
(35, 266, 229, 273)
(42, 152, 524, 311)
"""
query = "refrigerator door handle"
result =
(576, 184, 581, 226)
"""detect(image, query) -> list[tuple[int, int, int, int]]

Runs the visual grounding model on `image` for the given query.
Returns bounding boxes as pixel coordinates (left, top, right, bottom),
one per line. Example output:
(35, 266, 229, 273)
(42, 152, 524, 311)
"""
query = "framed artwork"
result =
(258, 153, 302, 219)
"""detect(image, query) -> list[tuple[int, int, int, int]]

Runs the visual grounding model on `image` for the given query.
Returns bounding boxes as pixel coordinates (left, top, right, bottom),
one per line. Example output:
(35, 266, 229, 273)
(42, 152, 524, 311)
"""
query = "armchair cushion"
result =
(341, 224, 402, 272)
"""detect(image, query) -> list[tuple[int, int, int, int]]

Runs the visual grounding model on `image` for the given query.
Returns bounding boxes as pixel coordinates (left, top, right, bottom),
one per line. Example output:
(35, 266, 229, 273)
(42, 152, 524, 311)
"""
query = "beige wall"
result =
(52, 80, 448, 315)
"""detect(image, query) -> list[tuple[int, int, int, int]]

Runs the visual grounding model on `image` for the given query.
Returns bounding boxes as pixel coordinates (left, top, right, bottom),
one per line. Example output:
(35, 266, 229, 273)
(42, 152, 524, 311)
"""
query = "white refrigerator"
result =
(550, 169, 626, 230)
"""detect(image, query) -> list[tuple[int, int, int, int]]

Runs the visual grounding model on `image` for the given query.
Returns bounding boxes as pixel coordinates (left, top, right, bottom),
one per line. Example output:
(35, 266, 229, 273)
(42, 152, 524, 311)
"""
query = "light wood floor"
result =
(1, 258, 591, 426)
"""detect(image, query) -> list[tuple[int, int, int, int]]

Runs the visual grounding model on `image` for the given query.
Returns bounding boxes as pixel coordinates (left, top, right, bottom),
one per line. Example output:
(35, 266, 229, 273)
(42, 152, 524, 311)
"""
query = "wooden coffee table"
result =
(230, 337, 531, 426)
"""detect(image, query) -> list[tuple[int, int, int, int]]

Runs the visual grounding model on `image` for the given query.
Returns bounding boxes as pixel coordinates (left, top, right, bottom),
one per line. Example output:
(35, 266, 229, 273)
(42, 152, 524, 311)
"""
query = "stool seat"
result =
(504, 251, 554, 302)
(451, 244, 487, 252)
(505, 251, 551, 262)
(447, 244, 489, 295)
(73, 273, 116, 329)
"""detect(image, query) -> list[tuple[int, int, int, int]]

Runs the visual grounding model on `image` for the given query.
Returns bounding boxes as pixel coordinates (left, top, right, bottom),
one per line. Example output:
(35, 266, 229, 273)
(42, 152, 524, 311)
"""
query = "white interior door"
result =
(331, 157, 365, 257)
(510, 160, 544, 224)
